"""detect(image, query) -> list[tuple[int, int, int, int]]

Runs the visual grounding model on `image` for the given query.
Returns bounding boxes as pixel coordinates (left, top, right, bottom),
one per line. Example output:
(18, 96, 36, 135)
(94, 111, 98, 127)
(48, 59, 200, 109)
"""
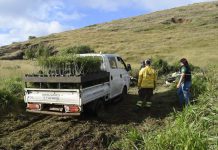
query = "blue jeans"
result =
(177, 81, 191, 106)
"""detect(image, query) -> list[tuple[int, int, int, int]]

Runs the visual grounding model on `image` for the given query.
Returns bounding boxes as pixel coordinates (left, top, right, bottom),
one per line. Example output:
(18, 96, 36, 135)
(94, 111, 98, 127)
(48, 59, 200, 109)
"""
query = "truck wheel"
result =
(120, 86, 127, 101)
(95, 100, 105, 118)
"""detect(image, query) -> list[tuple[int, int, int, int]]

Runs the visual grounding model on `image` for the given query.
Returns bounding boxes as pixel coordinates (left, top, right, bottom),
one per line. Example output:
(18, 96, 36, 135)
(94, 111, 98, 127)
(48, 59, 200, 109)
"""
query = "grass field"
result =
(0, 60, 39, 79)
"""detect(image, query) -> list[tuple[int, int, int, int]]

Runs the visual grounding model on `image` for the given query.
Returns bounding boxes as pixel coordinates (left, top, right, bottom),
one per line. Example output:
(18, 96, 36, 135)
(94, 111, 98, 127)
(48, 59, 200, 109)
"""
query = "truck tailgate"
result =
(24, 88, 80, 105)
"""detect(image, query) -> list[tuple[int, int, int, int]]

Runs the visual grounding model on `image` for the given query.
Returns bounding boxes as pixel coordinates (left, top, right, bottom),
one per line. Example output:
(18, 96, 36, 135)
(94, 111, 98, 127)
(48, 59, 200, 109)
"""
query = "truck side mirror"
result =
(126, 64, 131, 71)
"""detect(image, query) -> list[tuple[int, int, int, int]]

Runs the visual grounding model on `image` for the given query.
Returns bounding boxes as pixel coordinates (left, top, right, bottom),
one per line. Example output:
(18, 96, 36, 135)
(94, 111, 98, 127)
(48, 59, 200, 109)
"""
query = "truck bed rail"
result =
(24, 71, 109, 83)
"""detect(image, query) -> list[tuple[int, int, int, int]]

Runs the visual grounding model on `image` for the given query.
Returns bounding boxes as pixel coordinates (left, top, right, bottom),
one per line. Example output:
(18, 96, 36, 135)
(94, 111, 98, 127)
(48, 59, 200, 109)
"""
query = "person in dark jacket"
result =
(140, 60, 145, 70)
(177, 58, 192, 106)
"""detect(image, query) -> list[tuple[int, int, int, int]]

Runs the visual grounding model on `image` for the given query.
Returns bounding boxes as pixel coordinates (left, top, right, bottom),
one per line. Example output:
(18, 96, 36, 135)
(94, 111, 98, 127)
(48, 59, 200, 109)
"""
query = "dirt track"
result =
(0, 85, 180, 150)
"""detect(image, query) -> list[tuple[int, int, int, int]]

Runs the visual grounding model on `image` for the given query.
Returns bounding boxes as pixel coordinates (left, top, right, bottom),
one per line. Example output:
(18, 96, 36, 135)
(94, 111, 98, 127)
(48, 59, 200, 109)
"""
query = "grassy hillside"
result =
(0, 1, 218, 67)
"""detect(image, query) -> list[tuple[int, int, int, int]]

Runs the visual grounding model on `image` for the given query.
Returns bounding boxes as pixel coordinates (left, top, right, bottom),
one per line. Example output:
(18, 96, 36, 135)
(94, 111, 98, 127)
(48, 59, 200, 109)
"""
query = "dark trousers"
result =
(137, 88, 153, 107)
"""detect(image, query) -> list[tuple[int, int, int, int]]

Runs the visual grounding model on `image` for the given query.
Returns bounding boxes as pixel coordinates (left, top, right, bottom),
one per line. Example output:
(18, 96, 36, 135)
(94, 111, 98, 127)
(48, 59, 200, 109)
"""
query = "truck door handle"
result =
(120, 74, 122, 78)
(111, 76, 113, 80)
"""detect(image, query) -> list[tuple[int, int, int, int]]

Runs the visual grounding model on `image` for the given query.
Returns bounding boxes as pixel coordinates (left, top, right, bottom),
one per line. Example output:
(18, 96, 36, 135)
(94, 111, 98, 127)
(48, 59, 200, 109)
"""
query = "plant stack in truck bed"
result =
(37, 55, 102, 76)
(24, 55, 109, 89)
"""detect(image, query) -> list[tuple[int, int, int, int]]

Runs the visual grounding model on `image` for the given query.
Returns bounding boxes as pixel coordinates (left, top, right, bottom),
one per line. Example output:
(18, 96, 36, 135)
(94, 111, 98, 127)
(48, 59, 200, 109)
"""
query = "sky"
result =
(0, 0, 212, 46)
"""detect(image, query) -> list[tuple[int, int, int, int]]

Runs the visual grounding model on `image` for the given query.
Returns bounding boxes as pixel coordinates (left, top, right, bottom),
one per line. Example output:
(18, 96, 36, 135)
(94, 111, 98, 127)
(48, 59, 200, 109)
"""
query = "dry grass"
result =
(0, 60, 39, 79)
(1, 2, 218, 68)
(11, 1, 216, 67)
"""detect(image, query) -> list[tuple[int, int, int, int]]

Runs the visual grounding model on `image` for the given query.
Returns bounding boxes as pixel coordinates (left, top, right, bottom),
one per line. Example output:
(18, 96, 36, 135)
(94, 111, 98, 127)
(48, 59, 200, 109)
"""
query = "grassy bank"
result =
(110, 66, 218, 150)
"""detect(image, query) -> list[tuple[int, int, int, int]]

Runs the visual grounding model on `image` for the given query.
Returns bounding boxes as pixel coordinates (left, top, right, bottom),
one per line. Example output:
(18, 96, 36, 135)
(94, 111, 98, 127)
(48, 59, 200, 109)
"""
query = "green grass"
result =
(110, 65, 218, 150)
(0, 77, 24, 114)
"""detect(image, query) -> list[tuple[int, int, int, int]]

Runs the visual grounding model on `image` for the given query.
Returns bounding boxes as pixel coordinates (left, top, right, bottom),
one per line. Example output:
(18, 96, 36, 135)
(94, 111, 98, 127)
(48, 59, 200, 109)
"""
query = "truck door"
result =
(108, 56, 123, 98)
(116, 57, 130, 91)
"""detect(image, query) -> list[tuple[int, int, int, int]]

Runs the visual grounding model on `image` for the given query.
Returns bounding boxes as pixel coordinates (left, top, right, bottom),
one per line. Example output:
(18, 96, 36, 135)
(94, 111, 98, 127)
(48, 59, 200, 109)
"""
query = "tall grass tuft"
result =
(0, 89, 15, 112)
(0, 77, 23, 113)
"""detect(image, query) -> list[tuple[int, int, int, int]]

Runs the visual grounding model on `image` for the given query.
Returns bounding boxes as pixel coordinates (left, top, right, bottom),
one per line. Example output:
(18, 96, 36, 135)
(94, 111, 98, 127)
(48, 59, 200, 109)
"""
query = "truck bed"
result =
(24, 83, 110, 115)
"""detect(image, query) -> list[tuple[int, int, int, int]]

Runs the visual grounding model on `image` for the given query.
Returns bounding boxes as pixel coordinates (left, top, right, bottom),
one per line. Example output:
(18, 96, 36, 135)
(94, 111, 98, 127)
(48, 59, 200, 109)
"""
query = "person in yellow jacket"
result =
(136, 59, 157, 108)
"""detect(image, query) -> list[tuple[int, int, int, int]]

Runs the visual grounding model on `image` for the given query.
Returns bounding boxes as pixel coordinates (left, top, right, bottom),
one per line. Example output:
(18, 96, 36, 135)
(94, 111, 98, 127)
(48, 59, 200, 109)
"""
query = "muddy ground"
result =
(0, 83, 180, 150)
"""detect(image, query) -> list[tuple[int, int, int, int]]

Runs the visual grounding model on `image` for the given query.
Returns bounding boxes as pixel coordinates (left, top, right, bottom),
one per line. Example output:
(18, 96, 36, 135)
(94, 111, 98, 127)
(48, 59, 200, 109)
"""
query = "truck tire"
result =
(112, 86, 127, 104)
(120, 86, 127, 101)
(95, 99, 105, 118)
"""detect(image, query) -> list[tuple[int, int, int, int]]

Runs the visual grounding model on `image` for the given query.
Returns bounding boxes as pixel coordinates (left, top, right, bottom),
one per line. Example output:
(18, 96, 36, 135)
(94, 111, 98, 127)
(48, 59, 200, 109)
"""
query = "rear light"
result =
(27, 103, 41, 110)
(64, 105, 80, 113)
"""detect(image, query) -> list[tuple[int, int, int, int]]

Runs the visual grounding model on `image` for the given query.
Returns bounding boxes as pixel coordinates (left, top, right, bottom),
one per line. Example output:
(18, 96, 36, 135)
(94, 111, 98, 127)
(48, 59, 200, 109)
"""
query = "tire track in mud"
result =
(55, 120, 113, 150)
(43, 117, 98, 149)
(0, 115, 95, 149)
(0, 115, 58, 149)
(0, 115, 46, 138)
(36, 115, 118, 150)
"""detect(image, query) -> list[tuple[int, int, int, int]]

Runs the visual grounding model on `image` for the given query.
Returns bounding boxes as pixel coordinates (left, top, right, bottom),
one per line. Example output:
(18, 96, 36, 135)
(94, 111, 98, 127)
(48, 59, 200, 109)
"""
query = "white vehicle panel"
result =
(24, 89, 80, 105)
(81, 83, 110, 105)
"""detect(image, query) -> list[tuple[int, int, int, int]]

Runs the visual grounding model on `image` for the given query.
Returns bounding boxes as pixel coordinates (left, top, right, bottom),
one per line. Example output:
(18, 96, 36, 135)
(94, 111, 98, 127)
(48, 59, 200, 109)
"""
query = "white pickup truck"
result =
(24, 54, 131, 116)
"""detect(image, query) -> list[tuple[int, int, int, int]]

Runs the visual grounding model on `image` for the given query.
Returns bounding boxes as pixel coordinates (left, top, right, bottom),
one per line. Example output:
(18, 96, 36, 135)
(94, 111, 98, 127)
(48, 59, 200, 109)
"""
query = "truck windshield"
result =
(108, 57, 118, 69)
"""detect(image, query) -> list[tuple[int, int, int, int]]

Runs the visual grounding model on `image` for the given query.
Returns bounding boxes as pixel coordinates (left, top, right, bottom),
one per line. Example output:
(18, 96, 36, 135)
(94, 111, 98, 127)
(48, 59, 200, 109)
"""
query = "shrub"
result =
(0, 89, 15, 112)
(171, 61, 201, 72)
(25, 43, 53, 59)
(152, 58, 201, 76)
(28, 36, 36, 40)
(3, 78, 23, 96)
(191, 74, 207, 98)
(25, 48, 36, 59)
(61, 45, 94, 55)
(152, 58, 172, 75)
(35, 44, 53, 58)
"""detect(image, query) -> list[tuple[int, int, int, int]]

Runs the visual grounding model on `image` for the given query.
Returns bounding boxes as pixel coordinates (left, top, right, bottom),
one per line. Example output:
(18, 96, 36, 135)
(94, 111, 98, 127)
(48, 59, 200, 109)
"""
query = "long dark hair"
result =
(180, 58, 189, 67)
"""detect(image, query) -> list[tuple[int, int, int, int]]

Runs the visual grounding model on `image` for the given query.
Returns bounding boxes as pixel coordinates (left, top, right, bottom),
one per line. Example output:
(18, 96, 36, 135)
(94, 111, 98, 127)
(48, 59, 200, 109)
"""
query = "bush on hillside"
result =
(25, 43, 53, 59)
(61, 45, 94, 55)
(0, 89, 15, 112)
(152, 58, 173, 75)
(3, 78, 23, 97)
(171, 61, 201, 72)
(25, 48, 36, 59)
(35, 44, 53, 58)
(28, 36, 36, 40)
(152, 58, 201, 76)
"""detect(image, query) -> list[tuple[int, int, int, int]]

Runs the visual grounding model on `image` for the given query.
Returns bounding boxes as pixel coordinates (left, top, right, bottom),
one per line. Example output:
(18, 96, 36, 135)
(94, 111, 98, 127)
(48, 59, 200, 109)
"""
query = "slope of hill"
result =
(0, 1, 218, 66)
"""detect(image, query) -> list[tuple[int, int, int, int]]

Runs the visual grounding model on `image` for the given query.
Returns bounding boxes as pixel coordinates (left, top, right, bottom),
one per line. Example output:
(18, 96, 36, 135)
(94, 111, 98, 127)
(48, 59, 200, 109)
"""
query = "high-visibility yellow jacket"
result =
(138, 66, 157, 88)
